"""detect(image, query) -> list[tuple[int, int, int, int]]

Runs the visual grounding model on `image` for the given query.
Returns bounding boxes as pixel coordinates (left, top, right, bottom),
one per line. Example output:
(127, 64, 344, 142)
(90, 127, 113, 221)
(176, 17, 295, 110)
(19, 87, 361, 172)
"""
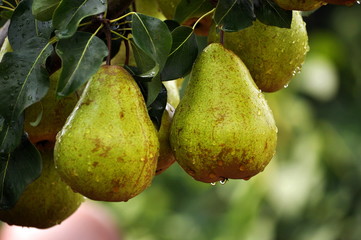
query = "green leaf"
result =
(130, 39, 158, 78)
(214, 0, 255, 32)
(0, 37, 53, 153)
(0, 134, 42, 210)
(53, 0, 107, 39)
(145, 74, 162, 106)
(147, 84, 167, 130)
(8, 0, 53, 50)
(55, 31, 108, 97)
(161, 26, 198, 81)
(174, 0, 213, 23)
(131, 13, 172, 74)
(254, 0, 292, 28)
(32, 0, 60, 21)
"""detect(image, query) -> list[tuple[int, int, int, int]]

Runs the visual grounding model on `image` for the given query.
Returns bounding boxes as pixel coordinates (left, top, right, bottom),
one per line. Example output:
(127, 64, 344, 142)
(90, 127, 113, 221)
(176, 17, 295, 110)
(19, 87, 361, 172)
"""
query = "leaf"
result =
(131, 13, 172, 74)
(0, 37, 53, 153)
(161, 26, 198, 81)
(145, 74, 162, 106)
(147, 84, 167, 130)
(32, 0, 60, 21)
(214, 0, 255, 32)
(130, 39, 158, 78)
(174, 0, 213, 23)
(254, 0, 292, 28)
(53, 0, 107, 39)
(8, 0, 53, 50)
(0, 134, 42, 210)
(55, 31, 108, 97)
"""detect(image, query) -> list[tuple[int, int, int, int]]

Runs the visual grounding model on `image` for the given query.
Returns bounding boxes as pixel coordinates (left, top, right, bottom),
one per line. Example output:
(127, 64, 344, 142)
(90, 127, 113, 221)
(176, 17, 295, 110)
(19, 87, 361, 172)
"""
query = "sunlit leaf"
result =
(55, 31, 108, 97)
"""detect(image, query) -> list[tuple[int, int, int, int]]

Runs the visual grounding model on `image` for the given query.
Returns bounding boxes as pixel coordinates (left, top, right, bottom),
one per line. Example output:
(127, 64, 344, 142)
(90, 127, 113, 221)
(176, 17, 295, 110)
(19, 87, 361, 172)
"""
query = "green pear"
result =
(135, 0, 166, 20)
(54, 65, 159, 202)
(208, 11, 309, 92)
(156, 103, 176, 175)
(24, 70, 79, 144)
(170, 43, 278, 183)
(0, 143, 84, 229)
(156, 0, 181, 19)
(273, 0, 326, 10)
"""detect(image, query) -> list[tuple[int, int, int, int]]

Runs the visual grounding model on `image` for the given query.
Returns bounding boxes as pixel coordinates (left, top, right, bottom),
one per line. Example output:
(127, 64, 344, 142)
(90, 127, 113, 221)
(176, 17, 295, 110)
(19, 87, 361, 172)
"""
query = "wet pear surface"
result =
(170, 43, 278, 183)
(55, 65, 159, 202)
(208, 11, 309, 92)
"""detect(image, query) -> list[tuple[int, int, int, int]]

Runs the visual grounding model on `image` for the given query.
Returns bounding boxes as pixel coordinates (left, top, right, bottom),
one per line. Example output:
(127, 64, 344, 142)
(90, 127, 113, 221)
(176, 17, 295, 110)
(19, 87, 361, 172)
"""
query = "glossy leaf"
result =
(32, 0, 60, 21)
(174, 0, 213, 23)
(147, 84, 167, 130)
(0, 134, 42, 210)
(130, 39, 158, 78)
(8, 0, 52, 50)
(161, 26, 198, 81)
(53, 0, 107, 39)
(132, 13, 172, 74)
(55, 31, 108, 97)
(254, 0, 292, 28)
(214, 0, 255, 32)
(0, 37, 53, 153)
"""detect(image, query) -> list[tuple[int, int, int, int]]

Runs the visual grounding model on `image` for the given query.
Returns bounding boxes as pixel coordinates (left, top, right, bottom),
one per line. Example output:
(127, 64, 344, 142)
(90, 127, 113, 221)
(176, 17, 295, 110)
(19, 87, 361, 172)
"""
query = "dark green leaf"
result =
(131, 13, 172, 74)
(147, 84, 167, 130)
(32, 0, 60, 21)
(214, 0, 255, 32)
(8, 0, 52, 50)
(55, 31, 108, 97)
(174, 0, 213, 23)
(130, 39, 158, 78)
(161, 26, 198, 81)
(0, 134, 42, 210)
(164, 20, 180, 32)
(53, 0, 107, 39)
(145, 75, 162, 106)
(0, 37, 53, 153)
(254, 0, 292, 28)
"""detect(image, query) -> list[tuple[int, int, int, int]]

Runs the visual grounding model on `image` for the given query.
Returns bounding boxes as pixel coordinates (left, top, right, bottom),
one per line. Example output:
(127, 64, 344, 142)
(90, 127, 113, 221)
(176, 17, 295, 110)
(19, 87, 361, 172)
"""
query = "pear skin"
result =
(156, 103, 176, 175)
(0, 143, 84, 229)
(24, 70, 79, 144)
(170, 43, 278, 183)
(208, 11, 309, 92)
(54, 65, 159, 202)
(273, 0, 326, 10)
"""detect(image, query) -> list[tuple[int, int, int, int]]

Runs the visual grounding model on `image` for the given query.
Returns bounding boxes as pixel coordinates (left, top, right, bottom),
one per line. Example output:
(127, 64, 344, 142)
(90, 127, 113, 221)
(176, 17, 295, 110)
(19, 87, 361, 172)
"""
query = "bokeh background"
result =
(1, 3, 361, 240)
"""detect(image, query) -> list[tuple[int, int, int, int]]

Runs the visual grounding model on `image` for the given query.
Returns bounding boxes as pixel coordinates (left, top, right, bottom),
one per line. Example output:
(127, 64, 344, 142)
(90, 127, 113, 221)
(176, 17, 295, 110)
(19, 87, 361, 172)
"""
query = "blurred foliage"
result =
(101, 4, 361, 240)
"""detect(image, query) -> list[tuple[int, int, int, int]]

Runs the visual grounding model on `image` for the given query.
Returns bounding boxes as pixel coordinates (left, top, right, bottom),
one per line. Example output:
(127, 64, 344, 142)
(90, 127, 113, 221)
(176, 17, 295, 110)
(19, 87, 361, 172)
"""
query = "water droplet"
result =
(140, 157, 145, 162)
(257, 110, 261, 116)
(283, 84, 289, 89)
(357, 0, 360, 4)
(210, 182, 216, 186)
(28, 95, 33, 100)
(258, 92, 262, 98)
(219, 178, 228, 185)
(192, 159, 196, 165)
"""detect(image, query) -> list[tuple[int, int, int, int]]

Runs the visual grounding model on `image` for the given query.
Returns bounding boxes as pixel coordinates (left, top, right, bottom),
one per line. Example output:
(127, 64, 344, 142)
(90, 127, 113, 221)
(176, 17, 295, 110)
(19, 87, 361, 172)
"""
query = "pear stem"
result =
(220, 30, 224, 45)
(104, 21, 112, 65)
(124, 39, 130, 66)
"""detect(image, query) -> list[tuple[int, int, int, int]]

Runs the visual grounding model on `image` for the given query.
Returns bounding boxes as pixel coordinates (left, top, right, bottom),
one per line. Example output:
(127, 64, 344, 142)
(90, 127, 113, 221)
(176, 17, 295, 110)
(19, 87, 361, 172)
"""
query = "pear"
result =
(135, 0, 166, 20)
(163, 80, 180, 108)
(156, 103, 176, 175)
(24, 69, 79, 144)
(0, 143, 84, 229)
(208, 11, 309, 92)
(170, 43, 278, 183)
(54, 65, 159, 202)
(273, 0, 326, 11)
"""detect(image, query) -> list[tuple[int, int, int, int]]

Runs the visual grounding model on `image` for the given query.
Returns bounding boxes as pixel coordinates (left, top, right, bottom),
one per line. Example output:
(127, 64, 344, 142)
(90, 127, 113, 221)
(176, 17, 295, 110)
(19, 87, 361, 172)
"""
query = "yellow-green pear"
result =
(24, 70, 79, 144)
(273, 0, 326, 10)
(170, 43, 278, 183)
(54, 65, 159, 202)
(135, 0, 166, 20)
(156, 103, 176, 175)
(0, 143, 84, 229)
(208, 11, 309, 92)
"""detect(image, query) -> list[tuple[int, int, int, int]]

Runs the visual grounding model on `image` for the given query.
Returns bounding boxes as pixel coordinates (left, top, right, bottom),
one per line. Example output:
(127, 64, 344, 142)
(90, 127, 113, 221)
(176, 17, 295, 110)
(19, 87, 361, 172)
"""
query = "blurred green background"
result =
(102, 4, 361, 240)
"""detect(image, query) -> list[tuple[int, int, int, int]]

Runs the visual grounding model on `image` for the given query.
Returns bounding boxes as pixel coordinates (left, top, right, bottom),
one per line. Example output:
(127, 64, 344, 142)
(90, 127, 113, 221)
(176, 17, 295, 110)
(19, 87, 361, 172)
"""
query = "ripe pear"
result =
(156, 103, 176, 175)
(273, 0, 326, 11)
(135, 0, 166, 20)
(170, 43, 278, 183)
(54, 65, 159, 202)
(24, 70, 79, 144)
(0, 143, 84, 229)
(208, 11, 309, 92)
